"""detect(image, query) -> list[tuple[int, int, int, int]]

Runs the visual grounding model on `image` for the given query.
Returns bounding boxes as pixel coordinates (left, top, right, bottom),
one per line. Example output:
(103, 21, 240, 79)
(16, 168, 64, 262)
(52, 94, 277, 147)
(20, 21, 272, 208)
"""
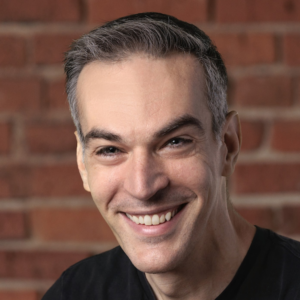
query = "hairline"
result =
(65, 13, 228, 150)
(73, 51, 221, 149)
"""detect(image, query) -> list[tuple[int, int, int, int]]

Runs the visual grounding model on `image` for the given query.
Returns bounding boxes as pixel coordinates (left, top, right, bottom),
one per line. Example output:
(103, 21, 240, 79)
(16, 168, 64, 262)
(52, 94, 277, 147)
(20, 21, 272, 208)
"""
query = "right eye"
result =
(96, 146, 122, 157)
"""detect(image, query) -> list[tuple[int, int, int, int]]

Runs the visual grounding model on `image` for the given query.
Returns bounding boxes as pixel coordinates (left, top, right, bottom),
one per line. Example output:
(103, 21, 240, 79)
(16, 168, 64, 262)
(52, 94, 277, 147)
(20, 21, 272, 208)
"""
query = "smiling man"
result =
(42, 12, 300, 300)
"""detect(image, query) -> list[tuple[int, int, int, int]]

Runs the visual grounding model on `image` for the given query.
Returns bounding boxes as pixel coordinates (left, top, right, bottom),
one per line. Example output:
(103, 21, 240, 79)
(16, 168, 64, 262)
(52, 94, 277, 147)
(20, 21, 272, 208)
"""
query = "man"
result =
(42, 12, 300, 300)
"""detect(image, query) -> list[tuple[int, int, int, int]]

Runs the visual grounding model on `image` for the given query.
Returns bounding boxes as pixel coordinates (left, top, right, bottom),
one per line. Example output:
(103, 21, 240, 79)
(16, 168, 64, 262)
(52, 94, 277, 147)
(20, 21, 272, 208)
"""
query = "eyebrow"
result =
(83, 114, 204, 146)
(84, 130, 122, 146)
(154, 114, 204, 138)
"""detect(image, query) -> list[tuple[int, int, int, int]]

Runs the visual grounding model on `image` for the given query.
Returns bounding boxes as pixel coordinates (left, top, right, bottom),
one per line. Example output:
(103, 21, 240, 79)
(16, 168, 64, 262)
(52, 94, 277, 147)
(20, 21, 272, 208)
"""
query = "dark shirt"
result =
(42, 227, 300, 299)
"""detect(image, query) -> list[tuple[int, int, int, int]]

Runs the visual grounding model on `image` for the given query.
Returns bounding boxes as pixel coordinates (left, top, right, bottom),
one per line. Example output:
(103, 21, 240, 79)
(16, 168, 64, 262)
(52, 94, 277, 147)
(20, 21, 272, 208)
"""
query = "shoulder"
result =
(268, 229, 300, 261)
(42, 246, 144, 300)
(67, 245, 128, 268)
(260, 228, 300, 286)
(62, 246, 132, 281)
(262, 229, 300, 295)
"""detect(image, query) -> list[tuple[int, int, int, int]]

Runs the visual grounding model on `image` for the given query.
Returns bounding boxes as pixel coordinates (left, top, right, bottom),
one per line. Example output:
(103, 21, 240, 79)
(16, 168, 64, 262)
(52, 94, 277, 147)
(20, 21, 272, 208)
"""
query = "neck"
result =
(145, 203, 255, 300)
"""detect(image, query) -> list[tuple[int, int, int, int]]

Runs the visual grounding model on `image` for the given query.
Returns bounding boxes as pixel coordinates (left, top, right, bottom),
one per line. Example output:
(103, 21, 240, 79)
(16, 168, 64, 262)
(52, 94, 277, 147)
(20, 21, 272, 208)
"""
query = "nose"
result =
(123, 149, 169, 201)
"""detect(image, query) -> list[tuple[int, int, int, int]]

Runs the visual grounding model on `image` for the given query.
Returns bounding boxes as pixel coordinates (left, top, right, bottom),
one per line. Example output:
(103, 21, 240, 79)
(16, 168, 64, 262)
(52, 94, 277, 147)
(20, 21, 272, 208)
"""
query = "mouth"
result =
(125, 204, 186, 226)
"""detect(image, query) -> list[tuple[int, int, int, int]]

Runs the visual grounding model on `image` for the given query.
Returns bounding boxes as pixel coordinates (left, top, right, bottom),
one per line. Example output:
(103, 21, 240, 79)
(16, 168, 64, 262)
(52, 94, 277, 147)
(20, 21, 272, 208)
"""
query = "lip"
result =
(123, 203, 183, 217)
(121, 203, 187, 237)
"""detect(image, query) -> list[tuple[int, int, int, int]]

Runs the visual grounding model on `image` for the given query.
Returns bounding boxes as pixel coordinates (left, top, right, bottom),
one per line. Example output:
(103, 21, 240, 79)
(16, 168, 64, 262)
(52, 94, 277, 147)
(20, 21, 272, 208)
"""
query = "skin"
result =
(75, 53, 255, 300)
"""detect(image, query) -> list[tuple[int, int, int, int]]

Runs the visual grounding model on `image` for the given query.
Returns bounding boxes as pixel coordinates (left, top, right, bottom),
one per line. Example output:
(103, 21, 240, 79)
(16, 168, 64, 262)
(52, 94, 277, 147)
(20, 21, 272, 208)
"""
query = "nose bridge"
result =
(123, 148, 168, 200)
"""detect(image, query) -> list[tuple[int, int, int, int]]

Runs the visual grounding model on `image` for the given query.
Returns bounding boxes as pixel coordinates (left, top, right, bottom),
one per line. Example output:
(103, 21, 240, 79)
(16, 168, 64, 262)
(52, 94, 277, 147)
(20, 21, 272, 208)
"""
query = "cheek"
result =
(86, 165, 123, 210)
(167, 157, 213, 194)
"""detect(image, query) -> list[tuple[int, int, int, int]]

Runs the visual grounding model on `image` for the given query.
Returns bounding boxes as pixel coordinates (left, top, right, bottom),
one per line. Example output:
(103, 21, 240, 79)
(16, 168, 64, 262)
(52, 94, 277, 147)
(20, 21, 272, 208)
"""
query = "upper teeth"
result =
(126, 209, 178, 226)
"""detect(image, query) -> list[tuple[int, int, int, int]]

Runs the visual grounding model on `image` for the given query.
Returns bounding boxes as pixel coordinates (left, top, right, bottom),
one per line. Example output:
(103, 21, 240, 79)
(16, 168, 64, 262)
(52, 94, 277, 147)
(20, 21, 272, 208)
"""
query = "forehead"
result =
(76, 53, 211, 139)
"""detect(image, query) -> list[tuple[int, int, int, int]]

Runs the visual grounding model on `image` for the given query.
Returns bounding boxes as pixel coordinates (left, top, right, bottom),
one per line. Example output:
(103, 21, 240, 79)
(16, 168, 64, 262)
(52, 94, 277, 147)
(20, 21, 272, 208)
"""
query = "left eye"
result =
(167, 137, 192, 147)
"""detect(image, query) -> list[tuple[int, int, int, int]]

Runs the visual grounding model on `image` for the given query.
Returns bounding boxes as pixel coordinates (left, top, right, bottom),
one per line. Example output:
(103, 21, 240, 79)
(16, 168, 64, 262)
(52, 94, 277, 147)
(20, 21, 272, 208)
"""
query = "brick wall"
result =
(0, 0, 300, 298)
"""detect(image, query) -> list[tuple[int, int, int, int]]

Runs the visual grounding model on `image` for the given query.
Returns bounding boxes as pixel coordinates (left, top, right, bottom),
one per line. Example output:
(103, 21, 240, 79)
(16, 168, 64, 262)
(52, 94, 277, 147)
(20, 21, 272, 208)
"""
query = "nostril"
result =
(123, 169, 169, 201)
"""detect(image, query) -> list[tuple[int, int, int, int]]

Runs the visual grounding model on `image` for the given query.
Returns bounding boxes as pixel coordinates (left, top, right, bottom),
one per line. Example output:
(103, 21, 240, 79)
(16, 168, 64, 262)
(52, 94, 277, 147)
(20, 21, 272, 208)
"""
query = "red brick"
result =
(30, 164, 87, 196)
(215, 0, 247, 23)
(25, 121, 76, 154)
(280, 206, 300, 235)
(0, 36, 26, 67)
(211, 33, 276, 67)
(240, 120, 264, 151)
(87, 0, 208, 24)
(0, 291, 38, 300)
(0, 252, 5, 276)
(0, 164, 86, 198)
(235, 207, 275, 229)
(0, 0, 81, 22)
(33, 33, 82, 65)
(284, 34, 300, 66)
(231, 76, 292, 107)
(297, 77, 300, 104)
(0, 177, 10, 198)
(0, 250, 88, 279)
(0, 165, 31, 198)
(216, 0, 300, 23)
(0, 122, 11, 154)
(45, 79, 69, 111)
(271, 120, 300, 152)
(0, 212, 26, 239)
(0, 78, 41, 112)
(30, 208, 116, 242)
(233, 163, 300, 194)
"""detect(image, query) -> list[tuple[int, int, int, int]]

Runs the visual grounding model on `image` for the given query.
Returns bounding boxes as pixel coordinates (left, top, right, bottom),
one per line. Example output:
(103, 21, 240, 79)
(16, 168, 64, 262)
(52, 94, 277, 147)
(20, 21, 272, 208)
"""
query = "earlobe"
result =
(221, 111, 242, 177)
(75, 131, 91, 192)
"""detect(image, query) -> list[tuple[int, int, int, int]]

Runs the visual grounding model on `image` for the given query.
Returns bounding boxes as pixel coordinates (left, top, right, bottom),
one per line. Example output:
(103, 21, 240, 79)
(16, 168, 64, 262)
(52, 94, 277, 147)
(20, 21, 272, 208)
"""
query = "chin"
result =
(124, 243, 185, 274)
(131, 255, 176, 274)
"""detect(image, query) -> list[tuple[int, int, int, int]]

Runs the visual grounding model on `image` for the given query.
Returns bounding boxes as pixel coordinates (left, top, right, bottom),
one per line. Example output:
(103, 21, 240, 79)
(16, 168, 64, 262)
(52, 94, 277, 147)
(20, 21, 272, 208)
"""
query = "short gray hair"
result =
(64, 12, 228, 143)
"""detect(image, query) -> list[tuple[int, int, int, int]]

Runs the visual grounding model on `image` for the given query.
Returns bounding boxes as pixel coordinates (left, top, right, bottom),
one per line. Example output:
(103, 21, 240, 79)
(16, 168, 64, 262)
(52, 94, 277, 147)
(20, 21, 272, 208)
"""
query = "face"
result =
(76, 54, 232, 274)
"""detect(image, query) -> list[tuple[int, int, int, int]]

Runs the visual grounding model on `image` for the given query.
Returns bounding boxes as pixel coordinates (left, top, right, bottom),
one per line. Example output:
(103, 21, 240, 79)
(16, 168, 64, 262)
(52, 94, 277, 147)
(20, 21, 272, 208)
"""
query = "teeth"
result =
(152, 215, 159, 225)
(126, 208, 178, 226)
(165, 212, 171, 221)
(144, 215, 151, 225)
(132, 216, 139, 224)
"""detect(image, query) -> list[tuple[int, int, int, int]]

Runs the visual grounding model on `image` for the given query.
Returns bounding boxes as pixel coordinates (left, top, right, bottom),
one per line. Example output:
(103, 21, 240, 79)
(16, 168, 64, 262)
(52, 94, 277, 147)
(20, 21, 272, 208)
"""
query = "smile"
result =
(125, 205, 183, 226)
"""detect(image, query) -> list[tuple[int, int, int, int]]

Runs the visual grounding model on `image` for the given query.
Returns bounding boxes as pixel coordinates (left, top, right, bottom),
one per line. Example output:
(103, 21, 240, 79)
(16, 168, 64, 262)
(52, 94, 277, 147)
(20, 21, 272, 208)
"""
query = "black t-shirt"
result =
(42, 227, 300, 299)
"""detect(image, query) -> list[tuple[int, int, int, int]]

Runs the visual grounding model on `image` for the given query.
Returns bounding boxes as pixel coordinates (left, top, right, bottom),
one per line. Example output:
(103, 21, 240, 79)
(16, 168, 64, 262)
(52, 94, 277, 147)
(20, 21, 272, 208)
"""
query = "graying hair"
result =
(64, 13, 228, 143)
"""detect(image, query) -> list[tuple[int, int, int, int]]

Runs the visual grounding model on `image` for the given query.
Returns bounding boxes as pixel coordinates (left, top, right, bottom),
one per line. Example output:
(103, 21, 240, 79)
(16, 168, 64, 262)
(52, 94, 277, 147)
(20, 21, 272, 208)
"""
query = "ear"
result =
(75, 131, 91, 192)
(221, 111, 242, 177)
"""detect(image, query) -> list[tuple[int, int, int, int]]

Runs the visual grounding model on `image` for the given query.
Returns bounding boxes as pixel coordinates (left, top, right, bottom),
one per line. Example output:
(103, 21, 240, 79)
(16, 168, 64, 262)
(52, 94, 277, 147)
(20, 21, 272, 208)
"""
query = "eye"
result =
(167, 137, 193, 148)
(96, 146, 121, 157)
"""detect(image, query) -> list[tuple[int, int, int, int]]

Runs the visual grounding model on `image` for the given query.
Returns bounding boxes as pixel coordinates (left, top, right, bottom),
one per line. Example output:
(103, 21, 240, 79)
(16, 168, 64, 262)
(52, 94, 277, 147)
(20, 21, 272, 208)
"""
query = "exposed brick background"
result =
(86, 0, 208, 23)
(44, 79, 69, 111)
(0, 0, 81, 22)
(0, 290, 38, 300)
(0, 78, 42, 112)
(25, 121, 76, 154)
(0, 121, 11, 154)
(230, 76, 293, 107)
(240, 120, 265, 151)
(271, 120, 300, 152)
(0, 250, 89, 279)
(0, 36, 26, 67)
(33, 33, 83, 65)
(210, 33, 276, 67)
(215, 0, 300, 23)
(0, 212, 26, 239)
(30, 208, 116, 242)
(1, 0, 300, 298)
